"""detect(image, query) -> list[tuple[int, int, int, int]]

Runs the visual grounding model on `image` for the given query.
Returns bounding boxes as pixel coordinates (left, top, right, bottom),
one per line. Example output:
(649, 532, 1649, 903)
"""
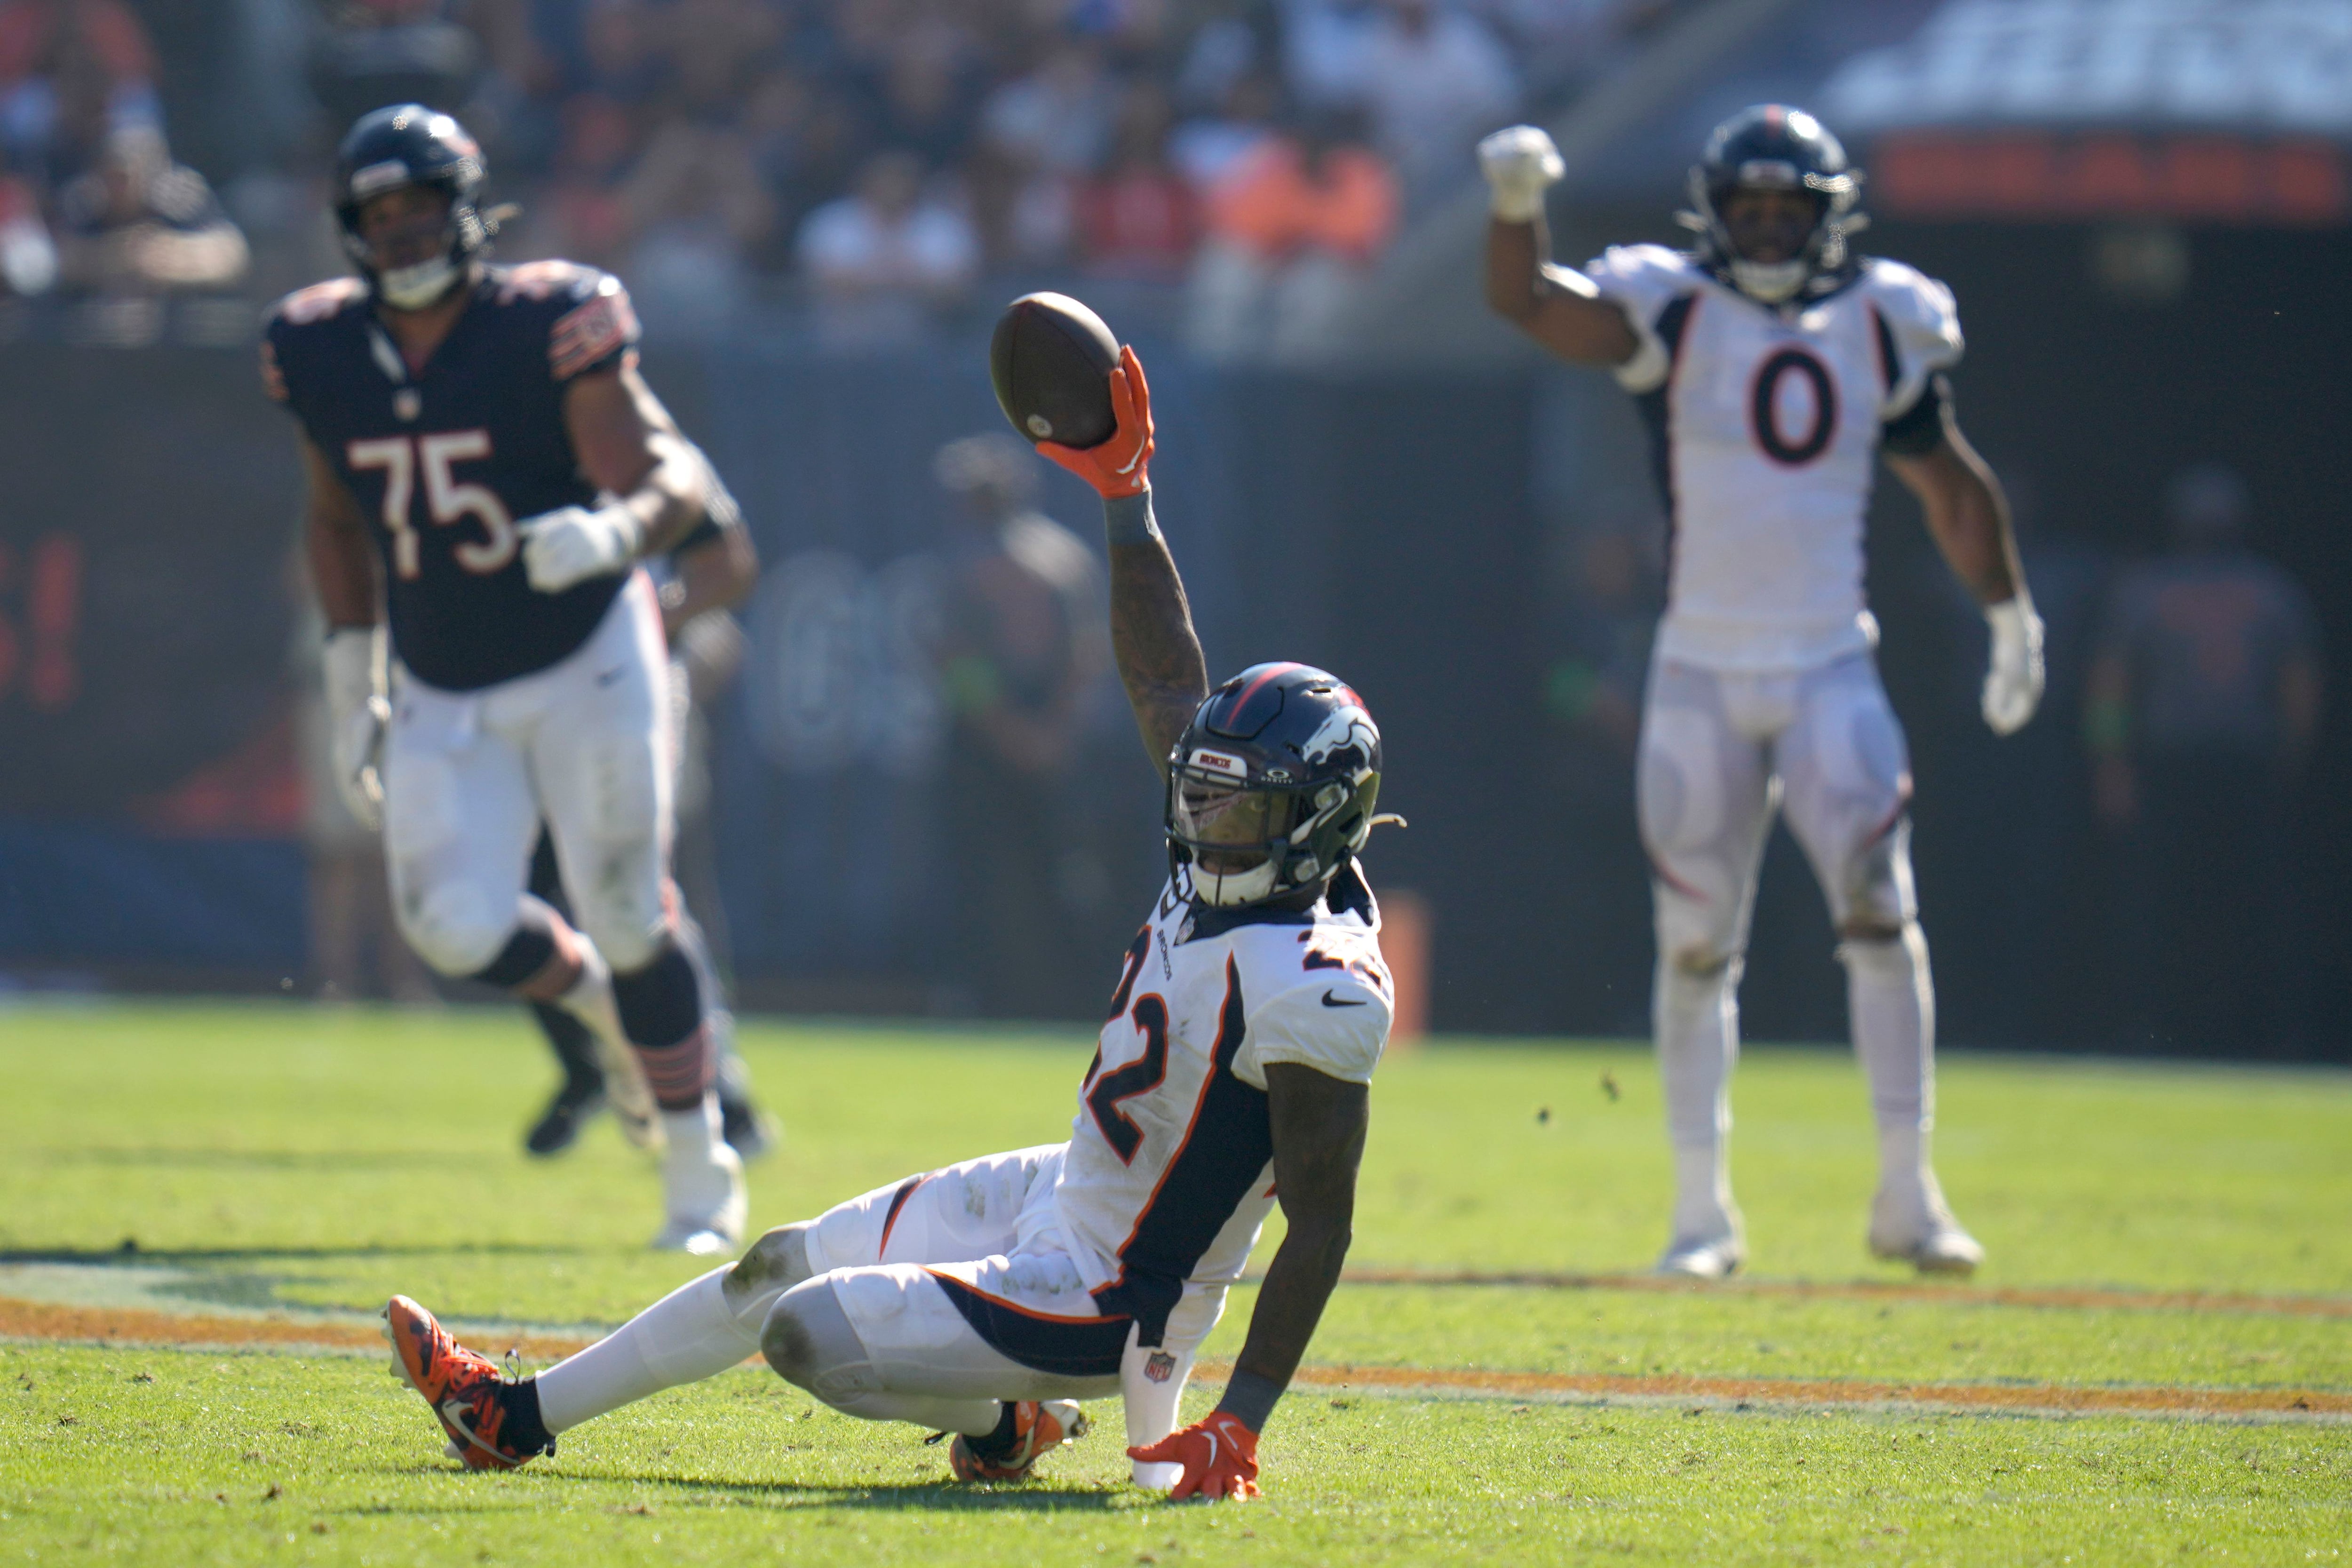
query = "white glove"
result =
(1478, 124, 1565, 223)
(1982, 595, 2045, 736)
(322, 627, 389, 832)
(518, 503, 643, 594)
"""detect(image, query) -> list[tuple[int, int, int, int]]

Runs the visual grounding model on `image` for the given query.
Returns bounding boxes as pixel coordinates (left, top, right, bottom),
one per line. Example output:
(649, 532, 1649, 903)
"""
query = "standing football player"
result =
(381, 345, 1397, 1501)
(519, 454, 775, 1163)
(264, 105, 744, 1252)
(1481, 107, 2043, 1278)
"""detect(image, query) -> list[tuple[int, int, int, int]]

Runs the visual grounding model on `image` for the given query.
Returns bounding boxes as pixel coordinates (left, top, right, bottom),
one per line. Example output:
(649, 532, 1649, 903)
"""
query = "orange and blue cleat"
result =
(381, 1295, 554, 1471)
(945, 1400, 1089, 1482)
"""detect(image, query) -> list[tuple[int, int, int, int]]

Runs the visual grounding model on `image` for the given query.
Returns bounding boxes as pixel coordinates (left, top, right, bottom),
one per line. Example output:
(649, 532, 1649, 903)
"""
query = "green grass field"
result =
(2, 1002, 2349, 1564)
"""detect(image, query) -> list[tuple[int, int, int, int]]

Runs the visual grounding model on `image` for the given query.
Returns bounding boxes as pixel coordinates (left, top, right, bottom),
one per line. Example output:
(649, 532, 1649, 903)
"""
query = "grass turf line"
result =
(4, 1343, 2348, 1567)
(1, 1002, 2348, 1563)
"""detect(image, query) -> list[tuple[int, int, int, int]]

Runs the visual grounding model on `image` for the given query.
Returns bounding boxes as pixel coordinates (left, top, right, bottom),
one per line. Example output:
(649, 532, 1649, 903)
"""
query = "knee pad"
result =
(761, 1278, 875, 1405)
(1834, 816, 1918, 937)
(398, 882, 512, 977)
(726, 1224, 813, 1313)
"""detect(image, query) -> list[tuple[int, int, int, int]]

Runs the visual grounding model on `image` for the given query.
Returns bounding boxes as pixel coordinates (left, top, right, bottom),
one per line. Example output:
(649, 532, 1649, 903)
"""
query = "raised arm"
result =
(1478, 126, 1640, 367)
(1037, 346, 1209, 774)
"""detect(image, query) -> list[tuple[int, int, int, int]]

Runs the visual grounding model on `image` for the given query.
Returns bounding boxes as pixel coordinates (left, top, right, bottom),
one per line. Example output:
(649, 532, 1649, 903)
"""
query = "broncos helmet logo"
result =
(1299, 702, 1377, 771)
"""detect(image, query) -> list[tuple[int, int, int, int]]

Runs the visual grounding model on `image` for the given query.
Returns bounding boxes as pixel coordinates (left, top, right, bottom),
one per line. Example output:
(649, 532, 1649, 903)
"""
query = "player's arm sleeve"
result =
(1870, 263, 1965, 450)
(1243, 980, 1392, 1089)
(1581, 245, 1689, 394)
(549, 270, 644, 384)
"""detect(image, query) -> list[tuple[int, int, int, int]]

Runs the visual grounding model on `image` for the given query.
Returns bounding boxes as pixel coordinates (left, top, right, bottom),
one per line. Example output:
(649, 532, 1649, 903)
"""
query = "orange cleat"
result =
(381, 1295, 552, 1471)
(946, 1400, 1089, 1483)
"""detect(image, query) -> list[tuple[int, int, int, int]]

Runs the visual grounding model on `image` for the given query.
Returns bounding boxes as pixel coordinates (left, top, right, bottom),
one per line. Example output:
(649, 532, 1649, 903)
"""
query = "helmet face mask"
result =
(353, 185, 463, 309)
(1163, 663, 1383, 911)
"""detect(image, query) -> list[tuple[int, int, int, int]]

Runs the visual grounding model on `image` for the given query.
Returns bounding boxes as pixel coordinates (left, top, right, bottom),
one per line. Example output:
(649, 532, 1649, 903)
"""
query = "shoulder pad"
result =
(1583, 245, 1700, 394)
(496, 262, 642, 382)
(495, 258, 607, 305)
(268, 276, 367, 329)
(1860, 258, 1962, 421)
(1862, 258, 1963, 368)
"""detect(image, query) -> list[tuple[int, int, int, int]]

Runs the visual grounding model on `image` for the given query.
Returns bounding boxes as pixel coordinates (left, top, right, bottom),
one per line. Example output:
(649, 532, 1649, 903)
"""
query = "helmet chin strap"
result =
(376, 254, 461, 310)
(1191, 856, 1281, 909)
(1729, 255, 1808, 302)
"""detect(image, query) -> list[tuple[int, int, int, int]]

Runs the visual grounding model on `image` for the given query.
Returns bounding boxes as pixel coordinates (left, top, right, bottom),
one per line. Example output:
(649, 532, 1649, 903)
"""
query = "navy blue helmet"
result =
(333, 104, 489, 310)
(1685, 103, 1862, 303)
(1166, 663, 1384, 909)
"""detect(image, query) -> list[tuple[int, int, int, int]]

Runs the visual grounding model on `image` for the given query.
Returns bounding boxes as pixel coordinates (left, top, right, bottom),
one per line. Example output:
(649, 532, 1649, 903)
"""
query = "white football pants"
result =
(778, 1146, 1221, 1466)
(381, 572, 676, 977)
(532, 1144, 1216, 1485)
(1636, 651, 1938, 1237)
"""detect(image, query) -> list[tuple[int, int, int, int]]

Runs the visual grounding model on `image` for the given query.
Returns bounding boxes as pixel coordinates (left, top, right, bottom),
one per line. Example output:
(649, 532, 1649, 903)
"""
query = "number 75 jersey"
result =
(1585, 245, 1964, 673)
(1057, 867, 1394, 1350)
(262, 261, 643, 692)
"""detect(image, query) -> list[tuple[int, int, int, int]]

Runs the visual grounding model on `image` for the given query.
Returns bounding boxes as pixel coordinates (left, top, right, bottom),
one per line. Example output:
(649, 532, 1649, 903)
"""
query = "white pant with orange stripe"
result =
(778, 1144, 1224, 1478)
(1635, 650, 1938, 1236)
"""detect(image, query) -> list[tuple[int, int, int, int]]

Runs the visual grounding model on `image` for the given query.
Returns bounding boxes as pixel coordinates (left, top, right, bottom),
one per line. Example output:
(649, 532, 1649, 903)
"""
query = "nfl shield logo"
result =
(1144, 1351, 1177, 1384)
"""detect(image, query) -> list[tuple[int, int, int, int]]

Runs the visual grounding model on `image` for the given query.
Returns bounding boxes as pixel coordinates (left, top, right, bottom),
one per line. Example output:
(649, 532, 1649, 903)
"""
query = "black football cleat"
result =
(524, 1076, 605, 1158)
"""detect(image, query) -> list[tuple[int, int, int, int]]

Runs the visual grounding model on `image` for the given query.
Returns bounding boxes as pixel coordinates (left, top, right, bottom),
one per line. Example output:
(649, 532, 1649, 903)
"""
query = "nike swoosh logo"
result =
(1321, 990, 1367, 1008)
(595, 667, 625, 687)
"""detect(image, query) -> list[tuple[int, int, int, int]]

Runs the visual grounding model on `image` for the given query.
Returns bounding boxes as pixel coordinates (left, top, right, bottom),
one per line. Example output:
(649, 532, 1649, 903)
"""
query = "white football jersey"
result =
(1584, 245, 1964, 672)
(1056, 868, 1392, 1349)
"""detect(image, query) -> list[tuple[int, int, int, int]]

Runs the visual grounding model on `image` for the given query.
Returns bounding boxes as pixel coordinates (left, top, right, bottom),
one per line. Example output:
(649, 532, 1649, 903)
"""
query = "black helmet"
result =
(1685, 103, 1861, 304)
(1166, 663, 1383, 909)
(332, 103, 488, 310)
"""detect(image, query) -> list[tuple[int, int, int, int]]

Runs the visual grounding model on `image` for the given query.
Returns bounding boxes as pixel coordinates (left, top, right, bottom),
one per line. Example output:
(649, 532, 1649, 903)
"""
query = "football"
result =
(989, 292, 1121, 450)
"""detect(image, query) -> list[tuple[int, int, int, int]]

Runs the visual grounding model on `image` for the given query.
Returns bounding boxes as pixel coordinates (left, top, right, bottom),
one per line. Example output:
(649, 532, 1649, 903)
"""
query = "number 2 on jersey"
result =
(1088, 995, 1170, 1163)
(345, 430, 519, 581)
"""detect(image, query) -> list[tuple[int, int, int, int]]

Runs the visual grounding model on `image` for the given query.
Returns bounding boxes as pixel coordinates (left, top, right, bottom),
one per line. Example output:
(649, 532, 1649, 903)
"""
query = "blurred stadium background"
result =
(0, 0, 2342, 1062)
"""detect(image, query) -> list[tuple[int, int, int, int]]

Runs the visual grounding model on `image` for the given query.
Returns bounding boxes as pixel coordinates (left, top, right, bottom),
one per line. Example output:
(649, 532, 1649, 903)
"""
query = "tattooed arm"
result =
(1037, 345, 1208, 775)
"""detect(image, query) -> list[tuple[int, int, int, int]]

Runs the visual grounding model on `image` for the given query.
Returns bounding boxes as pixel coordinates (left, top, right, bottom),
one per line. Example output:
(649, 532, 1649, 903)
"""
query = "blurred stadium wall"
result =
(0, 0, 2344, 1059)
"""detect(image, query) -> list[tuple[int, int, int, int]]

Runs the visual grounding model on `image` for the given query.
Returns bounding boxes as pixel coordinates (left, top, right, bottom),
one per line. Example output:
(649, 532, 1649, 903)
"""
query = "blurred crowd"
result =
(0, 0, 1685, 350)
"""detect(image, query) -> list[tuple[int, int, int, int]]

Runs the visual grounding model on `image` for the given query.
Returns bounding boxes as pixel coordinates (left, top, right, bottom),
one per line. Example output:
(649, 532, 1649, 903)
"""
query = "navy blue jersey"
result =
(264, 261, 643, 691)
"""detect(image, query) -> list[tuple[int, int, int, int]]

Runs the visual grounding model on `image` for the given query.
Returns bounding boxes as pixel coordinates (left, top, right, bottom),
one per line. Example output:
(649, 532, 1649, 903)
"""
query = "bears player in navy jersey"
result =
(1483, 108, 2044, 1279)
(380, 348, 1397, 1503)
(265, 105, 746, 1252)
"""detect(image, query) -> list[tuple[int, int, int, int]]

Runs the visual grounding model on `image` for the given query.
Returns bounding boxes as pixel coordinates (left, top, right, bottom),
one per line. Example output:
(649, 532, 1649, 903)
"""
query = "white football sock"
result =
(534, 1265, 766, 1433)
(1656, 955, 1741, 1236)
(553, 934, 618, 1034)
(662, 1095, 723, 1160)
(1843, 923, 1936, 1206)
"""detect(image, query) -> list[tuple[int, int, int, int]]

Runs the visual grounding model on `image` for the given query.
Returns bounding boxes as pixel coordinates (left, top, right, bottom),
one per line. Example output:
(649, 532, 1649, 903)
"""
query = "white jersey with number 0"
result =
(1054, 869, 1392, 1348)
(1584, 244, 1964, 672)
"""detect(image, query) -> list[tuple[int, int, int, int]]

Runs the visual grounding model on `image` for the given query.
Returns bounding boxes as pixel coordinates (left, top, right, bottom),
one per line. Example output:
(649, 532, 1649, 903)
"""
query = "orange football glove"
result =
(1127, 1410, 1260, 1501)
(1037, 343, 1153, 499)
